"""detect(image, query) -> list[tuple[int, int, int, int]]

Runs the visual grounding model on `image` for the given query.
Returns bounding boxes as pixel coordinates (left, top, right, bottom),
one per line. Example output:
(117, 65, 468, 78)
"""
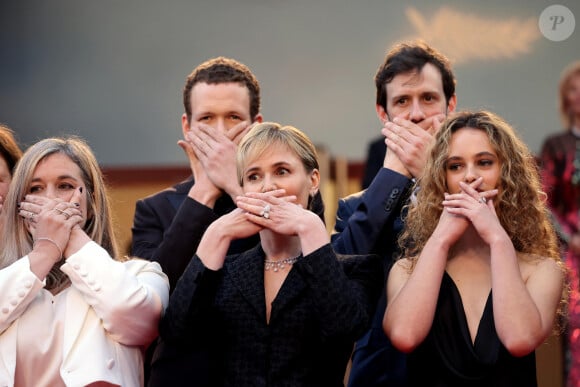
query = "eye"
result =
(395, 97, 408, 106)
(229, 114, 243, 121)
(246, 173, 260, 182)
(478, 159, 494, 167)
(446, 163, 462, 171)
(276, 167, 290, 176)
(198, 115, 212, 122)
(58, 182, 76, 190)
(29, 185, 43, 194)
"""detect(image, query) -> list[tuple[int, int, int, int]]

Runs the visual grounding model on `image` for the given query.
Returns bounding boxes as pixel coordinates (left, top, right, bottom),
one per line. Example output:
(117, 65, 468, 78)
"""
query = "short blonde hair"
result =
(236, 122, 319, 186)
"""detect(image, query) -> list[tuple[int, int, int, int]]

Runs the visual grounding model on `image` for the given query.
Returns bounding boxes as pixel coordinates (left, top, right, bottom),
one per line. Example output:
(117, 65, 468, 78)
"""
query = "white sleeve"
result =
(0, 257, 44, 334)
(61, 241, 170, 346)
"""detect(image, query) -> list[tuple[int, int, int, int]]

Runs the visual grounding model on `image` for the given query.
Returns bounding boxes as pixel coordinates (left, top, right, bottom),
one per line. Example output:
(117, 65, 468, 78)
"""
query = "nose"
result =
(261, 175, 278, 192)
(213, 118, 227, 133)
(409, 100, 426, 123)
(463, 165, 478, 184)
(43, 186, 57, 199)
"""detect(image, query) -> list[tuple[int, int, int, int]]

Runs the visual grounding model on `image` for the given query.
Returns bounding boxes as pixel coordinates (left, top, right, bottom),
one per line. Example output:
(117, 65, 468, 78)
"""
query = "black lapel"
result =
(227, 245, 267, 322)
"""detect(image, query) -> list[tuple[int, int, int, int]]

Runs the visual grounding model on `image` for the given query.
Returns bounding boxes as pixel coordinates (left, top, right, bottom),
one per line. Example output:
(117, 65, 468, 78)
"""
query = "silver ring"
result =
(478, 196, 487, 204)
(262, 204, 271, 219)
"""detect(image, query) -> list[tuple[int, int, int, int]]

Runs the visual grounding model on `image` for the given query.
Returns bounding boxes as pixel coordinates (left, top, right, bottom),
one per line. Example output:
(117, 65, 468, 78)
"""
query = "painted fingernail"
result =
(74, 202, 80, 207)
(79, 187, 83, 193)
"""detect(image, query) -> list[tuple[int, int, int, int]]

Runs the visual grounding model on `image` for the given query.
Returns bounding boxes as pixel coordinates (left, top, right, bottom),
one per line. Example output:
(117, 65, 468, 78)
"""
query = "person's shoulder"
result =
(519, 253, 565, 281)
(140, 177, 194, 202)
(340, 189, 366, 204)
(543, 130, 573, 144)
(337, 189, 366, 215)
(368, 135, 385, 149)
(337, 252, 382, 273)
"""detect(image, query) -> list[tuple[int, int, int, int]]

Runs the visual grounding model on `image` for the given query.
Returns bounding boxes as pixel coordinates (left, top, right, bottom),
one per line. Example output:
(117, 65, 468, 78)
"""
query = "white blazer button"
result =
(2, 307, 9, 314)
(106, 358, 115, 369)
(24, 280, 33, 288)
(10, 299, 18, 306)
(18, 290, 26, 298)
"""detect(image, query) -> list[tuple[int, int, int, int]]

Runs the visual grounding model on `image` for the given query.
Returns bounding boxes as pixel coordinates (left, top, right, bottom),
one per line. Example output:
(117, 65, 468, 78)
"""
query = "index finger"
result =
(428, 114, 446, 135)
(70, 187, 83, 206)
(227, 120, 251, 144)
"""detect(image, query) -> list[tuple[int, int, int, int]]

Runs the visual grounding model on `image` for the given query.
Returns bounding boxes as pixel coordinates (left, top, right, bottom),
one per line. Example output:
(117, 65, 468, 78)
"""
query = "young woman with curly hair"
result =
(383, 110, 566, 387)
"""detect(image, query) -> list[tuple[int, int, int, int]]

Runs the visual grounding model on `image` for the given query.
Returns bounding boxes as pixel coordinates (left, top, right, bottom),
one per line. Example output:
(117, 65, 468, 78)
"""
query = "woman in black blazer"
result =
(159, 122, 382, 386)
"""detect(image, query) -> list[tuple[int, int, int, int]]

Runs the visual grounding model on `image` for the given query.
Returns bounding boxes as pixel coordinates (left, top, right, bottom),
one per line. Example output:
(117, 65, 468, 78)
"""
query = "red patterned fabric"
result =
(540, 130, 580, 387)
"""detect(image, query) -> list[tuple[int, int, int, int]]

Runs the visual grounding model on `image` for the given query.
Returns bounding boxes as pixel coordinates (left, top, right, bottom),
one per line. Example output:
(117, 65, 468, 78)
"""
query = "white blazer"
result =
(0, 241, 169, 387)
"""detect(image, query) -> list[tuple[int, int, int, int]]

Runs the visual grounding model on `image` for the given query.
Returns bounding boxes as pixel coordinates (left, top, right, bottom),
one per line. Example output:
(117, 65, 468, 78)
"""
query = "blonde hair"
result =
(559, 61, 580, 129)
(237, 122, 319, 185)
(0, 137, 119, 290)
(400, 111, 561, 262)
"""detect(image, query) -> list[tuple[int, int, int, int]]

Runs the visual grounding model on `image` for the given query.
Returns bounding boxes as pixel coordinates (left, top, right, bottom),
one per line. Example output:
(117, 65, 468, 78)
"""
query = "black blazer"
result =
(131, 177, 259, 289)
(158, 243, 383, 387)
(131, 177, 326, 290)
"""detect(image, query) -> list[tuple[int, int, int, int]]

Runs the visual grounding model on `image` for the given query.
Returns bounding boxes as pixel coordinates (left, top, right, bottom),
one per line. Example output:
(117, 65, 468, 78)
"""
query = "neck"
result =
(260, 230, 302, 261)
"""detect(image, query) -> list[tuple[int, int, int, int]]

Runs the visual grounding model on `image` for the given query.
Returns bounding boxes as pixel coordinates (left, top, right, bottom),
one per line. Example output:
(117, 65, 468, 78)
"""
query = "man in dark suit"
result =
(131, 57, 264, 290)
(131, 57, 264, 386)
(331, 40, 458, 386)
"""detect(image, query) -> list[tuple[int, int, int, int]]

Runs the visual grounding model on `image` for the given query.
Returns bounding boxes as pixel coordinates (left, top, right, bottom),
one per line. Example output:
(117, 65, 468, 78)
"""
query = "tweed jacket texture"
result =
(159, 243, 383, 387)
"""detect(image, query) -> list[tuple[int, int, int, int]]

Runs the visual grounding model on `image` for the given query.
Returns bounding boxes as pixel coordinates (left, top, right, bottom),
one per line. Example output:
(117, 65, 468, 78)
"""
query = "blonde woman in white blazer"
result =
(0, 137, 169, 387)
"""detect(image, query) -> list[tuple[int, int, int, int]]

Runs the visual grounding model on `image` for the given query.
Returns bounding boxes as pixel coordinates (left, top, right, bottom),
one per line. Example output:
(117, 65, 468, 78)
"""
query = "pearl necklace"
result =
(264, 256, 300, 272)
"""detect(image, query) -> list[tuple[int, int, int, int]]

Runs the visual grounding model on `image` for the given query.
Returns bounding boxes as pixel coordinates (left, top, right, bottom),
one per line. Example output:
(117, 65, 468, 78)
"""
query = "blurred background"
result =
(1, 0, 578, 164)
(0, 1, 578, 385)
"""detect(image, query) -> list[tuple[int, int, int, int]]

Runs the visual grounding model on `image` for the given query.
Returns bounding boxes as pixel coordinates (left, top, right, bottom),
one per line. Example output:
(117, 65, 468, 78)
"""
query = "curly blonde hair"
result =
(398, 111, 567, 328)
(399, 111, 560, 262)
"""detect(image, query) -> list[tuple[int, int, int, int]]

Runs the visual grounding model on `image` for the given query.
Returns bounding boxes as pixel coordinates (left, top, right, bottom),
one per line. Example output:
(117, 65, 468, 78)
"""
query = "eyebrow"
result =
(245, 161, 292, 173)
(446, 151, 497, 161)
(30, 174, 79, 182)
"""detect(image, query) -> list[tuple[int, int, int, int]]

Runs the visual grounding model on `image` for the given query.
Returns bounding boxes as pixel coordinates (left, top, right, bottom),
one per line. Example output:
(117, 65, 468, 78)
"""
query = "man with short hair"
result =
(132, 57, 263, 386)
(132, 57, 264, 290)
(332, 40, 457, 386)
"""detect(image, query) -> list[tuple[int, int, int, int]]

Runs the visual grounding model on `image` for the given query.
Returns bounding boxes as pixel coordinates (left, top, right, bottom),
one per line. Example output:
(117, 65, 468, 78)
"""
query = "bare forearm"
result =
(384, 236, 449, 352)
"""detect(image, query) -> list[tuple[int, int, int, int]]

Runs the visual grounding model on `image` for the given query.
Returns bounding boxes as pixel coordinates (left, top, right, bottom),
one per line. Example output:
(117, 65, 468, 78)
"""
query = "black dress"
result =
(407, 272, 537, 387)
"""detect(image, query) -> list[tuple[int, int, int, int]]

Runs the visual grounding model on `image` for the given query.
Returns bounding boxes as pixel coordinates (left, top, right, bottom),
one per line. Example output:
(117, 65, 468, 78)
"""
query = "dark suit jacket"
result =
(159, 243, 383, 387)
(331, 168, 412, 386)
(361, 136, 387, 189)
(131, 177, 259, 290)
(132, 177, 326, 290)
